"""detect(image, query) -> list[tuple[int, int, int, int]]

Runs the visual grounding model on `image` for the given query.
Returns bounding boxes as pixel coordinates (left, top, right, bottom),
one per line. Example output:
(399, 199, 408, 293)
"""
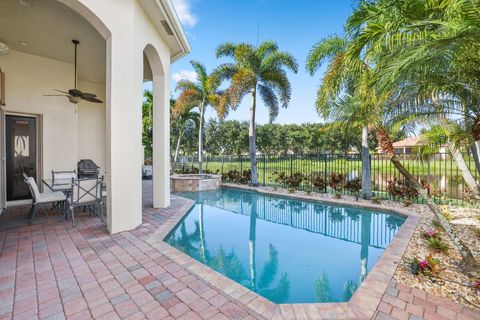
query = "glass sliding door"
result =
(6, 115, 37, 201)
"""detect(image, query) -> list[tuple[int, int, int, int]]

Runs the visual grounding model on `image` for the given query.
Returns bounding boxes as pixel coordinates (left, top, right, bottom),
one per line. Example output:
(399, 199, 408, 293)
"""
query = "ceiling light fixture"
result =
(19, 0, 34, 8)
(19, 41, 30, 46)
(0, 42, 10, 55)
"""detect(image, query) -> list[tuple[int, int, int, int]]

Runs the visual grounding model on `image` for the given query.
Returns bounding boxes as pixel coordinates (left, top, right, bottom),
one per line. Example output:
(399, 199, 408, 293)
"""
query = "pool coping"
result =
(148, 184, 421, 319)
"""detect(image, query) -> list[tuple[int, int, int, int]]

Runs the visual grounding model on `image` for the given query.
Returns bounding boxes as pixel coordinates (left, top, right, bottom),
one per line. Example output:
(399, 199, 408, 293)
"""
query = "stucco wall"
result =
(77, 80, 106, 176)
(0, 50, 78, 183)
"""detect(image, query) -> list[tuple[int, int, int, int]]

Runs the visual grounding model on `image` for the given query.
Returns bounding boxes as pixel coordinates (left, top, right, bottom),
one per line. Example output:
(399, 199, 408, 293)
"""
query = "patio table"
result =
(42, 178, 72, 193)
(43, 178, 107, 221)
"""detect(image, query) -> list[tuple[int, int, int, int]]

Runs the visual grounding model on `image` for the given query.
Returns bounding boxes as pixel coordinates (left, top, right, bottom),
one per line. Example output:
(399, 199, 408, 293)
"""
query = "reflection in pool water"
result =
(166, 188, 405, 304)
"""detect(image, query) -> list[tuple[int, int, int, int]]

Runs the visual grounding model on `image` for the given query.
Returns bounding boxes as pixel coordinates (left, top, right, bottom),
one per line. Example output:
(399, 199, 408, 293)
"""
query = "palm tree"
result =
(346, 0, 480, 197)
(214, 41, 298, 185)
(341, 0, 480, 272)
(171, 106, 199, 170)
(306, 35, 375, 199)
(173, 61, 229, 174)
(142, 90, 154, 158)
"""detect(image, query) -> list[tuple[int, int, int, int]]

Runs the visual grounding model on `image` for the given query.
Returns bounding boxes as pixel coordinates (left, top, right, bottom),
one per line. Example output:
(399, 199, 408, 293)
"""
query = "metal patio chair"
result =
(66, 176, 104, 228)
(22, 173, 67, 224)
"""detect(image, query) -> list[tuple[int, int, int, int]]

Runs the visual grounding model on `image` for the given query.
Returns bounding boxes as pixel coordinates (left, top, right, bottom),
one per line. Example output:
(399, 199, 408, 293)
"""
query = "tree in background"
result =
(173, 60, 230, 174)
(142, 90, 154, 159)
(345, 0, 478, 271)
(214, 40, 298, 185)
(202, 120, 365, 156)
(306, 35, 381, 199)
(170, 104, 199, 168)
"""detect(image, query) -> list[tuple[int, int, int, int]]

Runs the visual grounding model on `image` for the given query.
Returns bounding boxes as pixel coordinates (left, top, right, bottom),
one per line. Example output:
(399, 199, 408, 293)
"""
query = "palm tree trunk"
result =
(360, 212, 371, 282)
(249, 196, 257, 290)
(198, 104, 205, 174)
(171, 130, 184, 174)
(249, 88, 259, 186)
(377, 127, 478, 272)
(448, 144, 480, 200)
(470, 141, 480, 175)
(361, 126, 372, 199)
(198, 204, 206, 262)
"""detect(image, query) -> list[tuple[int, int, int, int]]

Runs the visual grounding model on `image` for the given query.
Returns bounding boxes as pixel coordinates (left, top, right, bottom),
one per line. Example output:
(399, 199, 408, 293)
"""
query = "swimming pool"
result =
(165, 188, 405, 304)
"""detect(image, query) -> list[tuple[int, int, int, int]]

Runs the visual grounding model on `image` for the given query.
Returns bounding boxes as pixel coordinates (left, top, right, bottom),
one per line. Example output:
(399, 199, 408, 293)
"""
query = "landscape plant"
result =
(214, 40, 299, 185)
(173, 61, 229, 174)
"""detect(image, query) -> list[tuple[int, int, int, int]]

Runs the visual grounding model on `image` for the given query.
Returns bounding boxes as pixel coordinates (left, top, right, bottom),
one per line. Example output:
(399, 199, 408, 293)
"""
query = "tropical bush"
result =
(328, 173, 344, 193)
(386, 178, 418, 201)
(344, 178, 362, 200)
(308, 173, 327, 191)
(274, 172, 304, 189)
(222, 169, 251, 184)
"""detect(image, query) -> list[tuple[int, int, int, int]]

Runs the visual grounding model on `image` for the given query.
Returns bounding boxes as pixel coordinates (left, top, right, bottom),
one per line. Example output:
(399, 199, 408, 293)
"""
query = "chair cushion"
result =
(26, 177, 41, 202)
(38, 191, 66, 204)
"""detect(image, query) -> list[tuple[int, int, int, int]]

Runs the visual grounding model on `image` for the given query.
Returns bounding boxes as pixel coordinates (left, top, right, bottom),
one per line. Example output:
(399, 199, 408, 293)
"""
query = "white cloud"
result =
(172, 0, 198, 28)
(172, 70, 198, 82)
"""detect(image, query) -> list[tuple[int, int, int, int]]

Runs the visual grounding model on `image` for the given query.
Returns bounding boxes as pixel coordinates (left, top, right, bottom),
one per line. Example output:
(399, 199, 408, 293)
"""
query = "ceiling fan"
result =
(44, 40, 103, 104)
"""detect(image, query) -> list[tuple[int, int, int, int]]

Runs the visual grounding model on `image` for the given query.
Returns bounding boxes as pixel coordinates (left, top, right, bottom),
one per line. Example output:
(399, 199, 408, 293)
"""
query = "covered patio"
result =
(0, 181, 478, 320)
(0, 0, 189, 233)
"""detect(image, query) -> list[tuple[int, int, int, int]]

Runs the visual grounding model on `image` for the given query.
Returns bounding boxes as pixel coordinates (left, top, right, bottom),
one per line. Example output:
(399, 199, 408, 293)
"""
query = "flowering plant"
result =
(474, 280, 480, 290)
(423, 229, 438, 239)
(411, 254, 440, 276)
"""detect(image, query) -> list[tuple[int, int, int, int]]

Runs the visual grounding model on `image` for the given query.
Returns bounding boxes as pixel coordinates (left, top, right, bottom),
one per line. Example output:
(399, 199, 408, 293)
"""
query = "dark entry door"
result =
(6, 115, 37, 201)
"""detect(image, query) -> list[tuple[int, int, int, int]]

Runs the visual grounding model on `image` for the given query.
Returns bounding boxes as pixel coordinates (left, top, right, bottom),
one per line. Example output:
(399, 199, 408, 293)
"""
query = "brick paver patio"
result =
(0, 181, 478, 319)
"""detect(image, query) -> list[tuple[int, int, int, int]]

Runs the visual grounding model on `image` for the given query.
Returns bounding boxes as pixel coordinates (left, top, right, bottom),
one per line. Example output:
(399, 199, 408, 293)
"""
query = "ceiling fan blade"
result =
(68, 89, 83, 96)
(44, 94, 69, 97)
(80, 92, 97, 98)
(54, 89, 70, 95)
(81, 96, 103, 103)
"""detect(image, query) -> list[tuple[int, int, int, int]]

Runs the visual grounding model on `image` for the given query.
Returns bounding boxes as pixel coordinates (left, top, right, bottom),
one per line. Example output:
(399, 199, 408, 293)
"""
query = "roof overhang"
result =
(139, 0, 191, 62)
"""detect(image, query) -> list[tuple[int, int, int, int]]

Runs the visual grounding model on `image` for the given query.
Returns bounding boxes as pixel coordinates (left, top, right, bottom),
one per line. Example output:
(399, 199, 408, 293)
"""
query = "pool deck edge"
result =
(148, 185, 421, 319)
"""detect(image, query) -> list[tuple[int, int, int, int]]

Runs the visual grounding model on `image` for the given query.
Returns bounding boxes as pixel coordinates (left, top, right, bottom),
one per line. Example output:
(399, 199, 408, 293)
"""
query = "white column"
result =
(105, 34, 143, 233)
(152, 63, 170, 208)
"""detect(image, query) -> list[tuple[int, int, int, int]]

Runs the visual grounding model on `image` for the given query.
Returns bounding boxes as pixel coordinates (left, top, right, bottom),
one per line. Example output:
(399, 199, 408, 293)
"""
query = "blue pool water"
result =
(165, 188, 405, 304)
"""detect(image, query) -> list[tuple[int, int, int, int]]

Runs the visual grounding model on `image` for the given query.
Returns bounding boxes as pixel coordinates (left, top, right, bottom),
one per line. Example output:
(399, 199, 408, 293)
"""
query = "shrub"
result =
(309, 173, 326, 191)
(344, 178, 361, 200)
(328, 172, 344, 193)
(222, 169, 251, 184)
(411, 254, 440, 276)
(427, 238, 448, 252)
(386, 178, 418, 200)
(371, 196, 381, 204)
(403, 199, 413, 207)
(274, 172, 304, 189)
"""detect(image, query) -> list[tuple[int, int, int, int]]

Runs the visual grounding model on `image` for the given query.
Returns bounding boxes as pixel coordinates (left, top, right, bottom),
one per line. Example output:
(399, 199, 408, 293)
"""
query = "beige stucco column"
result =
(105, 30, 143, 234)
(147, 46, 170, 209)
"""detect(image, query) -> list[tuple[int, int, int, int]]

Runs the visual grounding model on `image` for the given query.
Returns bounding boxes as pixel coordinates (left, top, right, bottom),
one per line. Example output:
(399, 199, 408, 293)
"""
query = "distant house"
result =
(376, 136, 448, 155)
(377, 137, 423, 154)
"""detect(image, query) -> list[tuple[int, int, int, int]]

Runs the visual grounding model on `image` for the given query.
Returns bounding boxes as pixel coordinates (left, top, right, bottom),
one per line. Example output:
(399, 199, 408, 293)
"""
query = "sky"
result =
(166, 0, 354, 125)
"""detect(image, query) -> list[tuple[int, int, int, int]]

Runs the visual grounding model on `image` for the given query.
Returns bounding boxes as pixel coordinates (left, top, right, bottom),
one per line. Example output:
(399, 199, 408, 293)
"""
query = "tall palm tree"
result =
(306, 35, 375, 199)
(344, 0, 479, 272)
(171, 107, 199, 167)
(214, 41, 298, 185)
(173, 61, 229, 174)
(347, 0, 480, 196)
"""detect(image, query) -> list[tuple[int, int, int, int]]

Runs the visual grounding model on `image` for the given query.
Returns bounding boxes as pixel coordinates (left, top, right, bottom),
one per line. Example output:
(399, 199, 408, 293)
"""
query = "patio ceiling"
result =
(0, 0, 106, 83)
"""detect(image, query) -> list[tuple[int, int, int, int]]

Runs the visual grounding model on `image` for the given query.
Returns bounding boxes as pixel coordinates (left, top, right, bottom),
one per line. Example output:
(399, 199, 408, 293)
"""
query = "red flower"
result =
(475, 280, 480, 289)
(418, 260, 429, 269)
(424, 229, 437, 238)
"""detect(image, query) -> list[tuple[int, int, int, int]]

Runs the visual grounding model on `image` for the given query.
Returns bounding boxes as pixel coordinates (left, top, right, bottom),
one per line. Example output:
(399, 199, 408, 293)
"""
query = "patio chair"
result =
(22, 173, 67, 224)
(66, 177, 104, 228)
